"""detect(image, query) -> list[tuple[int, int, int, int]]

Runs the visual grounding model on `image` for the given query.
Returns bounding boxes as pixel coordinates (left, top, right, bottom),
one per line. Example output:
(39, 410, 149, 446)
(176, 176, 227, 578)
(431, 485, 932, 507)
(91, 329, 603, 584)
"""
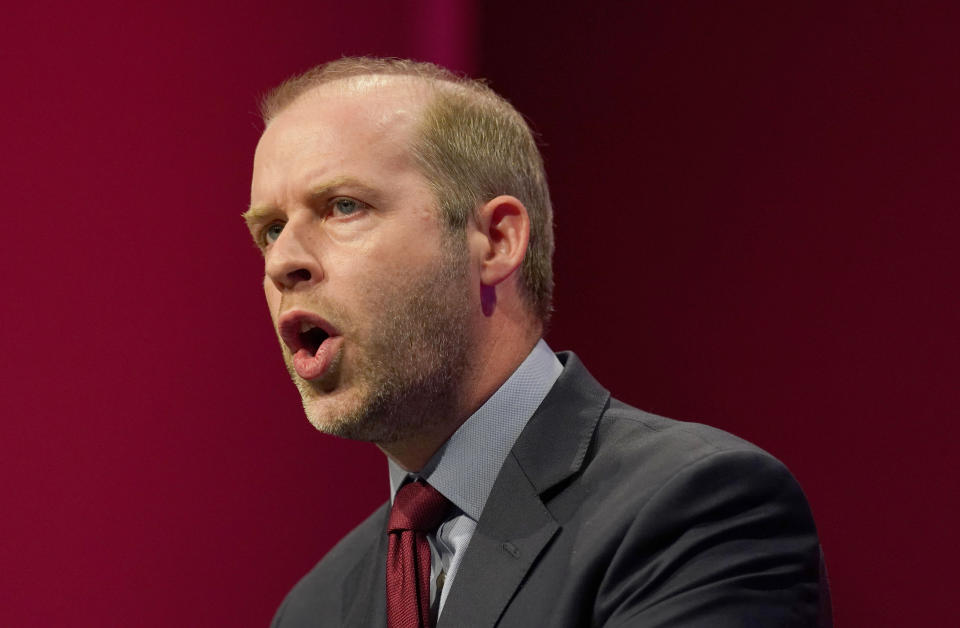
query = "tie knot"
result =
(388, 480, 450, 533)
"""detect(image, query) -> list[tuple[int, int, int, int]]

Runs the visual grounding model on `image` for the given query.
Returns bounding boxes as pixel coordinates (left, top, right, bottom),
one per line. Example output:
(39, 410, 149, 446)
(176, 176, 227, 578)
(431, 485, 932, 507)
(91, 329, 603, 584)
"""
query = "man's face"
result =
(247, 80, 474, 442)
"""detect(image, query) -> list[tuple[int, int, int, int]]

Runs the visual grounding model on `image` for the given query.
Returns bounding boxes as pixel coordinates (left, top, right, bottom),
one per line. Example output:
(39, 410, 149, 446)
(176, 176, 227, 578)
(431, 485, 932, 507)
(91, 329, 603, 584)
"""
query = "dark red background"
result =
(2, 1, 955, 625)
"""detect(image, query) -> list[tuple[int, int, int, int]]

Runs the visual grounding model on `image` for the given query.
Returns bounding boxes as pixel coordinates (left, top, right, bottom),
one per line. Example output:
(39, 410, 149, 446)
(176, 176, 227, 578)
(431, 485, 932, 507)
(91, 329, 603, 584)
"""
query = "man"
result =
(246, 57, 828, 627)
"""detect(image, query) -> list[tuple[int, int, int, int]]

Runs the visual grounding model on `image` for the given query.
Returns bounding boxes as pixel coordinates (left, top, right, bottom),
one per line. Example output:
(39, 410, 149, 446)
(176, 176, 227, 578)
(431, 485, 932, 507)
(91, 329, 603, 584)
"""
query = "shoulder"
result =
(598, 397, 794, 478)
(528, 353, 812, 521)
(577, 399, 821, 624)
(271, 502, 389, 627)
(482, 355, 824, 624)
(580, 397, 816, 538)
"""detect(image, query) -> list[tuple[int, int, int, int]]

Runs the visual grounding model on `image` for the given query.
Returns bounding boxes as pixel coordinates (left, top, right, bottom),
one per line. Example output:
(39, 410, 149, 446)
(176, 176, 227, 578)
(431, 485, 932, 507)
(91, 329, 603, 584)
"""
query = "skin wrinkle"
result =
(244, 177, 385, 228)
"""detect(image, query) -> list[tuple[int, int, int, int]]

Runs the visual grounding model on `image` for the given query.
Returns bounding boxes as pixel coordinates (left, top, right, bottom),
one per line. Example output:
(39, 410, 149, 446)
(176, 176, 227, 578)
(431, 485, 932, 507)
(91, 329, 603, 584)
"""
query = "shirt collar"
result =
(388, 339, 563, 520)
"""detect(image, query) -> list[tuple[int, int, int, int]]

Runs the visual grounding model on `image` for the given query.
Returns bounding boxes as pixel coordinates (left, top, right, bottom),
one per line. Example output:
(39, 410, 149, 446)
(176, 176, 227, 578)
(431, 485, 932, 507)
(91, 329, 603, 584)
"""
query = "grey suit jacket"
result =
(272, 353, 826, 627)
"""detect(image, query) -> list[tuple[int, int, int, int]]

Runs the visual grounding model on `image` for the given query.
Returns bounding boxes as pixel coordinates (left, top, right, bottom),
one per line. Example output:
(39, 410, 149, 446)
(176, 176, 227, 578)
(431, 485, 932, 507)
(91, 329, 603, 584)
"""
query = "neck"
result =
(377, 319, 540, 471)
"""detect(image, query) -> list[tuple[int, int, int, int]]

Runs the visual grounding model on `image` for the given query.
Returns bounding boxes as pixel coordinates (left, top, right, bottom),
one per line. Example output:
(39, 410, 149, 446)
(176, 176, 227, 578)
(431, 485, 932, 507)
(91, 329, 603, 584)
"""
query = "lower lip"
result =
(291, 336, 344, 380)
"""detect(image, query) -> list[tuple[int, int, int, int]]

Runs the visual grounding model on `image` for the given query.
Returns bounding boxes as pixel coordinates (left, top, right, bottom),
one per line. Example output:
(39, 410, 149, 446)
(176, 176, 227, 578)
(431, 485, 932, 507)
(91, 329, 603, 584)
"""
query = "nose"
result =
(264, 220, 323, 291)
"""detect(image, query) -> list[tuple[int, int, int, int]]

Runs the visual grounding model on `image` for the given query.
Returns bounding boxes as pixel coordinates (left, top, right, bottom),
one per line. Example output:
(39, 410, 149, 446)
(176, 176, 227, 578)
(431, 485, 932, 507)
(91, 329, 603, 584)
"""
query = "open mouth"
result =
(278, 311, 344, 381)
(278, 311, 338, 357)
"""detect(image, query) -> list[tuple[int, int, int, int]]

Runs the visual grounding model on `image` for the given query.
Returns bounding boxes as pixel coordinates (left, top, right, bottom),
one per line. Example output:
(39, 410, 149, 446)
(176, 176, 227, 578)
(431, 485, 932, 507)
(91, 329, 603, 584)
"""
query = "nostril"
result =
(288, 268, 311, 283)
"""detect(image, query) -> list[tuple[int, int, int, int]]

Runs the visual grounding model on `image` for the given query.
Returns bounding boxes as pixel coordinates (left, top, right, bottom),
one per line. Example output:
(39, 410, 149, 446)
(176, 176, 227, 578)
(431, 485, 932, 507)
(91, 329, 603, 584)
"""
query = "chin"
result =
(299, 382, 442, 445)
(298, 386, 386, 442)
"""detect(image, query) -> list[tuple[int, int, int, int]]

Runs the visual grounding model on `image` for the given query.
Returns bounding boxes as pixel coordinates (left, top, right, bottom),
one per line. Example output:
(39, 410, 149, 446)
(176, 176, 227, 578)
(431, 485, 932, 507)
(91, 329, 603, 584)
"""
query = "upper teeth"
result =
(300, 321, 315, 333)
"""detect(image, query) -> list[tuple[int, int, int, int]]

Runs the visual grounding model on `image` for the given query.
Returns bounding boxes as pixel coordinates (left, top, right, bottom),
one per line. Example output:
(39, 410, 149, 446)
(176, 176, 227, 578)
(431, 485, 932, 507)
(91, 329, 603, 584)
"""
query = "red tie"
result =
(386, 480, 450, 628)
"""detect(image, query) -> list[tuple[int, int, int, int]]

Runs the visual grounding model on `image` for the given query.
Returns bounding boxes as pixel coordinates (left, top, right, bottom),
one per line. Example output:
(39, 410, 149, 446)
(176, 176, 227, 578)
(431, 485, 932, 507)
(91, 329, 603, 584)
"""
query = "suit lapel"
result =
(341, 505, 389, 627)
(439, 353, 610, 627)
(508, 353, 611, 495)
(436, 452, 558, 627)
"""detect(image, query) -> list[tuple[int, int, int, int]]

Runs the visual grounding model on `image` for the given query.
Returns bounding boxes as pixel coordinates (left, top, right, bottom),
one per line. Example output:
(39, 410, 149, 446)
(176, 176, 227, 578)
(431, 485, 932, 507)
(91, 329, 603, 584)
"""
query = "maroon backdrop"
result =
(479, 3, 959, 626)
(1, 1, 955, 626)
(0, 1, 473, 625)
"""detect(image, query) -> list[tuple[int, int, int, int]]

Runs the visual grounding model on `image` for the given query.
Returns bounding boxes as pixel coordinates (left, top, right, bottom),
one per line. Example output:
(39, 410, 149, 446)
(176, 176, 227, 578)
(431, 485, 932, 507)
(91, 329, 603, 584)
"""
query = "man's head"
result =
(261, 58, 554, 323)
(246, 58, 554, 464)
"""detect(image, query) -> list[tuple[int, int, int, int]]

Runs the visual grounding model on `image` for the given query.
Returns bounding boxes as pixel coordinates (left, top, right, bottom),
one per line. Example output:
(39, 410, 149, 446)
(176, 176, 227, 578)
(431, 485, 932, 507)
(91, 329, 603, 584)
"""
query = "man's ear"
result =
(473, 195, 530, 287)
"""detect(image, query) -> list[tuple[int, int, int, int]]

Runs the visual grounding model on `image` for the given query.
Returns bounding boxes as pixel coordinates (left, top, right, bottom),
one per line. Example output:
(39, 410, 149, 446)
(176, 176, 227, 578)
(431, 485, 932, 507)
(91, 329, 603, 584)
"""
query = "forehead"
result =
(253, 78, 427, 179)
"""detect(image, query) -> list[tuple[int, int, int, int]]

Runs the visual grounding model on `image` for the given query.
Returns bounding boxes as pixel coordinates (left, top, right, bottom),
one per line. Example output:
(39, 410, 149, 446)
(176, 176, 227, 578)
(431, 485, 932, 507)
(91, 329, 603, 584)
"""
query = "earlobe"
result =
(476, 195, 530, 287)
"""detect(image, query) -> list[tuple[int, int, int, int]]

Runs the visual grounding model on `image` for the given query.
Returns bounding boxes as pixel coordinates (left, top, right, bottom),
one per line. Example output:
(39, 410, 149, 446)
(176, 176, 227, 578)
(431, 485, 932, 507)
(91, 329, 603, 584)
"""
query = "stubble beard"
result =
(283, 238, 473, 444)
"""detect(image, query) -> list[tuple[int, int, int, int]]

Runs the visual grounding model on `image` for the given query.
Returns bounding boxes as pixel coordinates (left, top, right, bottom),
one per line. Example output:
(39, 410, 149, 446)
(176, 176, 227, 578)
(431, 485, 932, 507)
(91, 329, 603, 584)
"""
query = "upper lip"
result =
(277, 310, 340, 354)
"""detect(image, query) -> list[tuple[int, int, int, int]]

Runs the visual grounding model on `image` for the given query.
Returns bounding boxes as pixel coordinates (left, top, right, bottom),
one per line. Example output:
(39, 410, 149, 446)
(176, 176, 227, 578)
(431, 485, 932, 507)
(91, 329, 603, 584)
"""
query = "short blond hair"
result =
(260, 57, 554, 324)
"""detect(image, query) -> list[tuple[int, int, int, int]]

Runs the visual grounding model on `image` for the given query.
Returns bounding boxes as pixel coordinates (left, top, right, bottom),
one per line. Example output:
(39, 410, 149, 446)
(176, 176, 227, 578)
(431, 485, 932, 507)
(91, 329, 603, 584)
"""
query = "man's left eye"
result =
(332, 198, 363, 216)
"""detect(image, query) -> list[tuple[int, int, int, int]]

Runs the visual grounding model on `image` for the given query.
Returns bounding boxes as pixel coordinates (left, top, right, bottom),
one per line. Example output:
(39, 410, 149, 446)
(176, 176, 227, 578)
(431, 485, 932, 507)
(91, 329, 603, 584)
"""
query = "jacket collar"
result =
(438, 352, 610, 627)
(509, 352, 611, 495)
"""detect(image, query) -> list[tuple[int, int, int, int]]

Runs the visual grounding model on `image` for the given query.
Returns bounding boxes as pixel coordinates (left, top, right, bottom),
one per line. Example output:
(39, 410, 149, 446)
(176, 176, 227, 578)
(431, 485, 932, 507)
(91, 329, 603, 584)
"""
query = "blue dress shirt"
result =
(387, 339, 563, 614)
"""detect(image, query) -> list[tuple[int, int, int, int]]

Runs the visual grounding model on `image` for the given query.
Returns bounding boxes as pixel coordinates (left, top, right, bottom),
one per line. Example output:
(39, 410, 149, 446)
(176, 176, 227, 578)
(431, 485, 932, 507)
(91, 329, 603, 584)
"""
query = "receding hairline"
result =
(261, 72, 482, 128)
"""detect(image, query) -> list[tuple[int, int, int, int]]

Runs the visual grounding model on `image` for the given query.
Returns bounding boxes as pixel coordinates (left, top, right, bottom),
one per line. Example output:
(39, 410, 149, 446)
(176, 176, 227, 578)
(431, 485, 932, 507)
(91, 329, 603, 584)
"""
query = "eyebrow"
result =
(242, 176, 380, 227)
(241, 204, 278, 229)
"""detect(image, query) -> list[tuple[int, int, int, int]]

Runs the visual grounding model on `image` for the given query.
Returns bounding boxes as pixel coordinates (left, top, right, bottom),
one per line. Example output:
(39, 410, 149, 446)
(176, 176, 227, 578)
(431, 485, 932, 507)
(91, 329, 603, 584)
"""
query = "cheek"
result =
(263, 277, 281, 321)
